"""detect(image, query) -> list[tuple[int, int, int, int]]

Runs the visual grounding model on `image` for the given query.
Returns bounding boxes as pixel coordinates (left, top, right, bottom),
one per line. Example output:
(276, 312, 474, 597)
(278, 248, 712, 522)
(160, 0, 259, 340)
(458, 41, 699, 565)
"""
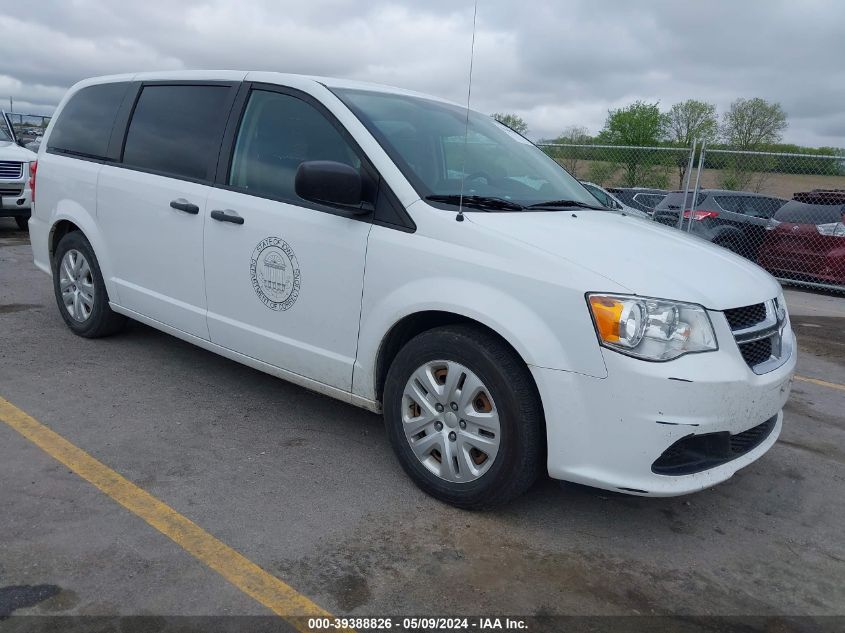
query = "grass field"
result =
(559, 159, 845, 199)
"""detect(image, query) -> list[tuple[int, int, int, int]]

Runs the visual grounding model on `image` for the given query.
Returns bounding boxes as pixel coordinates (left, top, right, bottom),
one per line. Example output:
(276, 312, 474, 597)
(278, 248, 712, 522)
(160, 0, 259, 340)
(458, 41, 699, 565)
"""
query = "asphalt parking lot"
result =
(1, 217, 843, 625)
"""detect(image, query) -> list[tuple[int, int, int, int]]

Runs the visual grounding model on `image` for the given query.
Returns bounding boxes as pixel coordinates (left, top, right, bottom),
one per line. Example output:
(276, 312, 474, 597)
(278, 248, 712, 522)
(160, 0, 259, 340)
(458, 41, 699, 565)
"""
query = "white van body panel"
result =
(351, 200, 620, 401)
(30, 73, 138, 282)
(203, 187, 371, 392)
(469, 210, 783, 310)
(29, 153, 105, 277)
(29, 71, 796, 498)
(97, 166, 213, 339)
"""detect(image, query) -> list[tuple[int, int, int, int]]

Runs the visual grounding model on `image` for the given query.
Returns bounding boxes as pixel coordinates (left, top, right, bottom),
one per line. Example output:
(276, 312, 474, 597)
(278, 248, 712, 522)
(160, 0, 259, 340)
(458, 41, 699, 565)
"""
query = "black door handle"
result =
(210, 209, 245, 225)
(170, 198, 199, 214)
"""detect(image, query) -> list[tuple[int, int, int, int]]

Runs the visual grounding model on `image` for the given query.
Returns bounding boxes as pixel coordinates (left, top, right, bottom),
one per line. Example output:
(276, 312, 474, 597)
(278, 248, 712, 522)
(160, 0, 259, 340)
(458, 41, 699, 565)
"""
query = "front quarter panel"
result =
(353, 203, 621, 402)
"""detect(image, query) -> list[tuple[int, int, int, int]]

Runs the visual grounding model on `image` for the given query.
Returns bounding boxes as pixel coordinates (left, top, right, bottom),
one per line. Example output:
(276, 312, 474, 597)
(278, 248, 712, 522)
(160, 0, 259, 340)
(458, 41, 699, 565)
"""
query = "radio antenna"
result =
(456, 0, 479, 223)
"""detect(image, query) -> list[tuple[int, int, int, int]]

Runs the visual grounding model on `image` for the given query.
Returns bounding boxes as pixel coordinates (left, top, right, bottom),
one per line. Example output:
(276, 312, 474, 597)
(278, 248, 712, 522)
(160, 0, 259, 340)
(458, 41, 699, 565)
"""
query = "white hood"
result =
(0, 140, 37, 162)
(467, 210, 782, 310)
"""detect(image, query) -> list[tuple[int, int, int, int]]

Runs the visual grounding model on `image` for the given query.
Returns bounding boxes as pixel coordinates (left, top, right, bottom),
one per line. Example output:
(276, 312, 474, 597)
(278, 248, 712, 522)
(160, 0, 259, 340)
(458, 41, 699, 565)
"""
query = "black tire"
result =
(15, 215, 29, 231)
(383, 325, 544, 509)
(715, 238, 741, 255)
(52, 231, 127, 338)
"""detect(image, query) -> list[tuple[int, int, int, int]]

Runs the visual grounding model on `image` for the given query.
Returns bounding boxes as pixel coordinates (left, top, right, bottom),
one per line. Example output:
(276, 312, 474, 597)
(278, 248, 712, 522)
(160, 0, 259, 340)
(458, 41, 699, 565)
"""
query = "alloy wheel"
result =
(59, 249, 95, 322)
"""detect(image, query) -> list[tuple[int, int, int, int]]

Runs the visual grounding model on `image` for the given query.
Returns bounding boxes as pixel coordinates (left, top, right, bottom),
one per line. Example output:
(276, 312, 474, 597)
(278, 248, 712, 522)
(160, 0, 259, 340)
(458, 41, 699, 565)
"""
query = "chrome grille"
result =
(739, 338, 773, 367)
(724, 303, 767, 330)
(652, 415, 778, 475)
(0, 186, 23, 196)
(725, 298, 790, 374)
(0, 161, 23, 179)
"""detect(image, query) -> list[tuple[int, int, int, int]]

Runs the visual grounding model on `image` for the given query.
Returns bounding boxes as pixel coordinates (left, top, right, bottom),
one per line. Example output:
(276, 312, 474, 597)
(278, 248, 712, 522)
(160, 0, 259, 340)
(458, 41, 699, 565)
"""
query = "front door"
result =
(203, 87, 373, 391)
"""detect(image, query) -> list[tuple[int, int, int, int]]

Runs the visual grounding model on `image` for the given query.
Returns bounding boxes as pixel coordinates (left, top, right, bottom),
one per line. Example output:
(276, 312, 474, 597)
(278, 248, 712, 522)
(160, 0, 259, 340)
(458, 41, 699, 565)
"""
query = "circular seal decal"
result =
(250, 237, 301, 311)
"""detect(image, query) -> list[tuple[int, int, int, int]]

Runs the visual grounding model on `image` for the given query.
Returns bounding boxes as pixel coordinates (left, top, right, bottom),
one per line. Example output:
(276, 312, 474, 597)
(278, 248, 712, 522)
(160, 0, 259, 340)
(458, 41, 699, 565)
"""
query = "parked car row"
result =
(579, 181, 649, 218)
(606, 187, 668, 215)
(551, 171, 841, 288)
(652, 190, 787, 259)
(648, 188, 844, 286)
(760, 198, 845, 285)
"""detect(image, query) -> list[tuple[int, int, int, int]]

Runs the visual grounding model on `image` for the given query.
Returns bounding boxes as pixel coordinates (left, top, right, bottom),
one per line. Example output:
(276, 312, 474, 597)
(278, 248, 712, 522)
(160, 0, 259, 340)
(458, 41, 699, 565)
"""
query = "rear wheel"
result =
(52, 231, 127, 338)
(383, 325, 544, 509)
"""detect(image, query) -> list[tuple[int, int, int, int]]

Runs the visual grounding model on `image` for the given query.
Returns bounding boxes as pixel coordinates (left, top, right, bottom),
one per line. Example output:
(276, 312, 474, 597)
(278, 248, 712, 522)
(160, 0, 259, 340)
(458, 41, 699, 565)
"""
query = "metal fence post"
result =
(677, 140, 697, 229)
(687, 139, 707, 232)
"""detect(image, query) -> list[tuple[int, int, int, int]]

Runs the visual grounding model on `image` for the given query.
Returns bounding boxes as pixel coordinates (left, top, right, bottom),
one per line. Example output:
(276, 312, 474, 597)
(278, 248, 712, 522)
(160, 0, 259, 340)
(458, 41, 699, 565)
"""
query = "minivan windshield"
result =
(333, 88, 599, 210)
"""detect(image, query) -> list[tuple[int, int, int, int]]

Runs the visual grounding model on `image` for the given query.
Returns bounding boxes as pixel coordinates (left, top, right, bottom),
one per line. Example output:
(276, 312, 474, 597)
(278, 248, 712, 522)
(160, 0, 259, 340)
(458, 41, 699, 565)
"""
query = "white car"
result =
(0, 112, 36, 230)
(580, 181, 649, 219)
(29, 72, 796, 508)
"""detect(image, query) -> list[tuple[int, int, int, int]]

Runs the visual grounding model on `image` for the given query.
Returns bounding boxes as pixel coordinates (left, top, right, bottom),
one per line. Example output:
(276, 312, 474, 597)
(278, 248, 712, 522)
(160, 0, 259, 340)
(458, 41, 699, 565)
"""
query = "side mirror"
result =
(295, 160, 365, 210)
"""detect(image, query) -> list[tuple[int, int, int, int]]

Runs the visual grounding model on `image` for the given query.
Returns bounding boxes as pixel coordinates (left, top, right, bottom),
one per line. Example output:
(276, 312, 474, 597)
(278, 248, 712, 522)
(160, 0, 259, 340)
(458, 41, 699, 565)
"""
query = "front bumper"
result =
(0, 183, 32, 215)
(532, 316, 796, 496)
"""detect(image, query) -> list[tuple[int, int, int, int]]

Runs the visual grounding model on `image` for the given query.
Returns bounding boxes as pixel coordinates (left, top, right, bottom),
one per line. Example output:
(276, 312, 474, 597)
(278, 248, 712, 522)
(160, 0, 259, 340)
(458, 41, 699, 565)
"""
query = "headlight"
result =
(587, 294, 718, 361)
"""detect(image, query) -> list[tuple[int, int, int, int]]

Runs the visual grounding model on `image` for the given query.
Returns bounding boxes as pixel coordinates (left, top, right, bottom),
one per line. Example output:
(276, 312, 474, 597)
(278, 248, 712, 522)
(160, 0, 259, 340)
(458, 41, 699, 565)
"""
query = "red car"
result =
(758, 200, 845, 285)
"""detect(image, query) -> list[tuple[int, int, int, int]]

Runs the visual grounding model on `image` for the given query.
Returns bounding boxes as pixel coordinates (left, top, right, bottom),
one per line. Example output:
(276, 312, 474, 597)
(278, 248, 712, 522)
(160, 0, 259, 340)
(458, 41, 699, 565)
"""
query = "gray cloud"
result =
(0, 0, 842, 147)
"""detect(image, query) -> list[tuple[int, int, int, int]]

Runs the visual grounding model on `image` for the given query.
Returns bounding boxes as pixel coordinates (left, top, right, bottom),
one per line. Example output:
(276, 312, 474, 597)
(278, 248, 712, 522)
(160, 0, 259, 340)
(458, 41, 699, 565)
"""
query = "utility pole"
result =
(8, 96, 12, 114)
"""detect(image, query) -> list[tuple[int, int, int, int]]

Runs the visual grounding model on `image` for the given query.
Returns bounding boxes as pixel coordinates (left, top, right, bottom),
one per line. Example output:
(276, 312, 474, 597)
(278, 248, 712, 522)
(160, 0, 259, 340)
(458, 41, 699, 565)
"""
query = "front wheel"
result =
(383, 325, 544, 509)
(52, 231, 127, 338)
(15, 215, 29, 231)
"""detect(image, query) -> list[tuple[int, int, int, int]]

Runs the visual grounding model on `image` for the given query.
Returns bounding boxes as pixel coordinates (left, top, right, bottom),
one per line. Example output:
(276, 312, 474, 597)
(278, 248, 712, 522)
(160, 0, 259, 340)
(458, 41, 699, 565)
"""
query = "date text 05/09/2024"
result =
(306, 617, 529, 631)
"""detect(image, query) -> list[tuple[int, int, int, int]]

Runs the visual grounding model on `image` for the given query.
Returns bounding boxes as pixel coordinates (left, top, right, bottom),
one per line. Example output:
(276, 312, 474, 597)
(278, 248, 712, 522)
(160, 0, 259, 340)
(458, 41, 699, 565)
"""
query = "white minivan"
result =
(30, 72, 796, 507)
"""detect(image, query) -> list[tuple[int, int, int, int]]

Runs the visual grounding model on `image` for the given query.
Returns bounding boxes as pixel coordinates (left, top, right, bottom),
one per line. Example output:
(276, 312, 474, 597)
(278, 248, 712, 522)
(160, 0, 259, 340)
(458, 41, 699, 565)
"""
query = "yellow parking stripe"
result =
(794, 375, 845, 392)
(0, 396, 338, 631)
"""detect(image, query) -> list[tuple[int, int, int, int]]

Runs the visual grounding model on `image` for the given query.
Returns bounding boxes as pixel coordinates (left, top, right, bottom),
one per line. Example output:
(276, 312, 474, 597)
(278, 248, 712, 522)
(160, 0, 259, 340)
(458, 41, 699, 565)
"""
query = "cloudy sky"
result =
(1, 0, 843, 147)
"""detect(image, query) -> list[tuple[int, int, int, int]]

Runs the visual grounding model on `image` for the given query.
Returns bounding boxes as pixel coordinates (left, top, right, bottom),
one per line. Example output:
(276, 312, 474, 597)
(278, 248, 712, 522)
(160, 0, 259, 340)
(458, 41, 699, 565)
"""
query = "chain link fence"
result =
(5, 112, 50, 150)
(539, 143, 696, 190)
(539, 142, 845, 294)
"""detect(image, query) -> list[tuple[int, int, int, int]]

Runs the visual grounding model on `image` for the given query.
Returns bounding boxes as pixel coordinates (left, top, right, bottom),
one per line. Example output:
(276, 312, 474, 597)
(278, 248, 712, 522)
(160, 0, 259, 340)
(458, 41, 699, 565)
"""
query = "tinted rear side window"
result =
(122, 85, 231, 181)
(48, 82, 130, 159)
(659, 191, 704, 209)
(715, 195, 785, 217)
(774, 202, 844, 224)
(633, 193, 666, 209)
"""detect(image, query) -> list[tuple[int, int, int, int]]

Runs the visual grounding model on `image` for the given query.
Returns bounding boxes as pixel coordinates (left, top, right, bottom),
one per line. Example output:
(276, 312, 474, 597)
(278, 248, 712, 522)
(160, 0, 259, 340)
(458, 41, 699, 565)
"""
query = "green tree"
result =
(598, 101, 667, 186)
(721, 98, 788, 149)
(491, 113, 528, 135)
(553, 125, 591, 177)
(719, 98, 788, 190)
(600, 101, 666, 146)
(666, 99, 718, 186)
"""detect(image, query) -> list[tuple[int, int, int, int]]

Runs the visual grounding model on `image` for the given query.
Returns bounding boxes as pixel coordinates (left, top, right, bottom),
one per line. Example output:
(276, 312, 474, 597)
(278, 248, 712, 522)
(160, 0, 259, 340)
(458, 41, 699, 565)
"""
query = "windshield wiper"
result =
(426, 194, 525, 211)
(525, 199, 605, 210)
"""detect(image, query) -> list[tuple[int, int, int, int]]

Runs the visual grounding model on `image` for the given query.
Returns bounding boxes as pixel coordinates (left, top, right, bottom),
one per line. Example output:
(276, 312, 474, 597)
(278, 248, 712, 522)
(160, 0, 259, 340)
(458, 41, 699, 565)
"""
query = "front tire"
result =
(52, 231, 127, 338)
(15, 215, 29, 231)
(383, 325, 544, 509)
